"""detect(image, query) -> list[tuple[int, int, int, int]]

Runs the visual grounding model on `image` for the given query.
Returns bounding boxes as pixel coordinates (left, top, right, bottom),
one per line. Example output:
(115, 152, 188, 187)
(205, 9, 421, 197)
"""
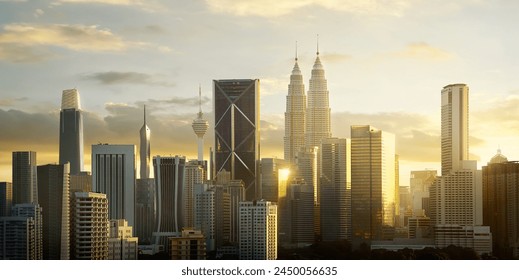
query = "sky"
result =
(1, 0, 519, 185)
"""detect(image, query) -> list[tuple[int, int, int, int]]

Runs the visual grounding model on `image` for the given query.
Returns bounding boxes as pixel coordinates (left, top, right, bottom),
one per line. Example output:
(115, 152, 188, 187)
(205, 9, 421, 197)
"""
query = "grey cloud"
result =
(0, 97, 28, 106)
(321, 53, 351, 63)
(0, 44, 54, 63)
(140, 96, 211, 107)
(82, 71, 175, 87)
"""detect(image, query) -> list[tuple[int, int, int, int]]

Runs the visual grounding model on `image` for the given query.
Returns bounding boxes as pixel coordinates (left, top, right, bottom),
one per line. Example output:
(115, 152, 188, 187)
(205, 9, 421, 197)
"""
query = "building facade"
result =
(0, 182, 12, 217)
(92, 144, 136, 228)
(214, 79, 260, 201)
(59, 89, 84, 175)
(239, 200, 277, 260)
(169, 229, 207, 260)
(12, 151, 38, 205)
(0, 203, 42, 260)
(108, 219, 138, 260)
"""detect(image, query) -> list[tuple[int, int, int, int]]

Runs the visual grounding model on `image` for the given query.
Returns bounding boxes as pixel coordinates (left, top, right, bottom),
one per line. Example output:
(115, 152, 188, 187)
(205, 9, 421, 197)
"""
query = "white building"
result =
(92, 144, 136, 229)
(184, 161, 205, 228)
(108, 219, 138, 260)
(435, 224, 492, 256)
(239, 200, 277, 260)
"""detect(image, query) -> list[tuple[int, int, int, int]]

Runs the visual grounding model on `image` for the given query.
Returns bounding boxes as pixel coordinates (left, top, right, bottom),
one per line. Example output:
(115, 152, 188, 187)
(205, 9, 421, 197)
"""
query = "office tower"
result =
(169, 228, 206, 260)
(37, 163, 70, 260)
(260, 158, 290, 202)
(441, 84, 469, 176)
(410, 170, 437, 215)
(108, 219, 138, 260)
(70, 192, 109, 260)
(430, 161, 483, 226)
(193, 86, 209, 162)
(284, 48, 306, 163)
(193, 183, 230, 251)
(295, 147, 318, 236)
(217, 172, 245, 244)
(305, 44, 331, 149)
(482, 151, 519, 258)
(0, 182, 12, 217)
(184, 160, 205, 228)
(70, 171, 92, 193)
(319, 138, 350, 241)
(59, 89, 84, 175)
(351, 125, 396, 243)
(153, 156, 185, 249)
(140, 105, 151, 179)
(135, 178, 155, 245)
(12, 151, 38, 205)
(238, 200, 277, 260)
(214, 79, 260, 201)
(92, 144, 136, 228)
(286, 178, 314, 245)
(0, 203, 42, 260)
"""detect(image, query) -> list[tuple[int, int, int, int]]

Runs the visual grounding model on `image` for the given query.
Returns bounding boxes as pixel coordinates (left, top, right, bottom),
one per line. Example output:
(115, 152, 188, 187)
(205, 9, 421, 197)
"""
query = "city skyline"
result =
(2, 1, 519, 185)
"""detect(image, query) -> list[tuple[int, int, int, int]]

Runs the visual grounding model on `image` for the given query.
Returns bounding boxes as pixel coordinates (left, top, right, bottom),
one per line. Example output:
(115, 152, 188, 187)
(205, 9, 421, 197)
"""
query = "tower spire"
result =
(143, 104, 146, 125)
(295, 41, 298, 61)
(198, 84, 203, 118)
(316, 34, 319, 55)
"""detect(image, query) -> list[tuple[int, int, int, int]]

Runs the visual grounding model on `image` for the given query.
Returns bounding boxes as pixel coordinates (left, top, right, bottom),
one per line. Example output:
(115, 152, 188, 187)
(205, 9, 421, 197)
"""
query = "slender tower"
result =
(305, 36, 331, 148)
(284, 42, 306, 163)
(59, 89, 84, 175)
(140, 105, 151, 179)
(192, 86, 209, 162)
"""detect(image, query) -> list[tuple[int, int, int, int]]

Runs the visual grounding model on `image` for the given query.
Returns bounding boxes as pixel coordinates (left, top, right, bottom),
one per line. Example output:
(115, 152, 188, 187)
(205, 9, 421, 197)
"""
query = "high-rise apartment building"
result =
(92, 144, 136, 228)
(351, 125, 396, 243)
(214, 79, 260, 201)
(184, 160, 205, 228)
(284, 51, 306, 163)
(153, 156, 185, 249)
(238, 200, 277, 260)
(37, 163, 70, 260)
(441, 84, 469, 176)
(59, 89, 84, 175)
(482, 151, 519, 258)
(12, 151, 38, 205)
(70, 192, 109, 260)
(320, 137, 350, 241)
(108, 219, 138, 260)
(0, 182, 12, 217)
(0, 203, 42, 260)
(169, 228, 207, 260)
(216, 172, 245, 244)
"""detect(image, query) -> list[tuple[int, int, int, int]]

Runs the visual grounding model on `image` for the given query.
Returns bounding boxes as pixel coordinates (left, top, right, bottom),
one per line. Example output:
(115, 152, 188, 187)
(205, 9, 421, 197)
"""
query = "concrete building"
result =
(184, 160, 205, 228)
(216, 174, 245, 245)
(214, 79, 260, 201)
(295, 147, 319, 236)
(70, 192, 109, 260)
(410, 170, 437, 216)
(351, 125, 396, 243)
(12, 151, 38, 205)
(320, 137, 350, 241)
(434, 224, 492, 256)
(0, 203, 42, 260)
(59, 89, 84, 175)
(135, 178, 155, 245)
(92, 144, 136, 229)
(153, 156, 185, 249)
(286, 178, 314, 246)
(239, 200, 277, 260)
(0, 182, 12, 217)
(482, 151, 519, 258)
(37, 163, 70, 260)
(284, 49, 306, 164)
(169, 228, 206, 260)
(108, 219, 138, 260)
(441, 84, 469, 176)
(70, 171, 92, 193)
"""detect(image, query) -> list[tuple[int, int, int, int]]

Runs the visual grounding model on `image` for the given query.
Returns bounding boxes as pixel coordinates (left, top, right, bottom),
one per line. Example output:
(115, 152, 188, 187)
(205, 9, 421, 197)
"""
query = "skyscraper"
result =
(239, 200, 277, 260)
(214, 79, 260, 200)
(139, 105, 151, 180)
(37, 163, 70, 260)
(0, 182, 12, 217)
(0, 203, 43, 260)
(305, 43, 331, 149)
(320, 137, 350, 242)
(153, 156, 185, 249)
(286, 178, 314, 246)
(284, 47, 306, 163)
(184, 160, 205, 228)
(441, 84, 469, 176)
(351, 125, 396, 243)
(92, 144, 136, 229)
(59, 89, 84, 175)
(193, 86, 209, 162)
(12, 151, 38, 205)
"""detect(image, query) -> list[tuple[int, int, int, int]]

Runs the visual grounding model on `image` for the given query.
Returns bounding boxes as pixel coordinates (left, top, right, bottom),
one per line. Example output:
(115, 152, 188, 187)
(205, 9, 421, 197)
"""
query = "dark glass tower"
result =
(59, 89, 84, 175)
(213, 79, 260, 201)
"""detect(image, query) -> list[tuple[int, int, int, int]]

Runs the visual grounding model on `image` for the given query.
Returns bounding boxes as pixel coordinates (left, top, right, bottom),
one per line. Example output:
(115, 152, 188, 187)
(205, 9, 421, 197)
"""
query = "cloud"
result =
(320, 53, 351, 63)
(205, 0, 411, 17)
(33, 9, 44, 18)
(0, 44, 54, 63)
(52, 0, 165, 12)
(390, 42, 454, 61)
(0, 97, 28, 106)
(82, 71, 176, 87)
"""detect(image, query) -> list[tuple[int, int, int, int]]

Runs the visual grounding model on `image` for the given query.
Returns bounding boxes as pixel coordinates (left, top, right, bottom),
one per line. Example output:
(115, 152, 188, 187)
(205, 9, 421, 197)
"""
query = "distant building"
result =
(169, 228, 206, 260)
(59, 89, 84, 175)
(70, 171, 92, 193)
(37, 163, 70, 260)
(410, 170, 437, 215)
(135, 178, 155, 245)
(0, 203, 42, 260)
(0, 182, 12, 217)
(92, 144, 136, 229)
(108, 219, 138, 260)
(295, 147, 318, 236)
(286, 178, 314, 246)
(434, 224, 492, 256)
(70, 192, 109, 260)
(12, 151, 38, 205)
(214, 79, 260, 201)
(193, 184, 230, 251)
(184, 160, 205, 228)
(139, 105, 151, 180)
(239, 200, 277, 260)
